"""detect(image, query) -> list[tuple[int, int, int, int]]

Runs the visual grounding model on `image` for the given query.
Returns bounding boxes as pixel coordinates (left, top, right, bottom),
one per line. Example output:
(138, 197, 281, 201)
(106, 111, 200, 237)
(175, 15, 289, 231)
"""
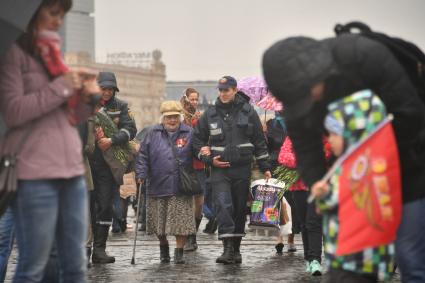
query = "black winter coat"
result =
(267, 34, 425, 203)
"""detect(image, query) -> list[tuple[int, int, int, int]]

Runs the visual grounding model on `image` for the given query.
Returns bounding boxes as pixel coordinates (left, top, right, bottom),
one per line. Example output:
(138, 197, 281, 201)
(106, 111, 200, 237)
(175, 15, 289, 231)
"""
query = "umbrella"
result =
(237, 76, 283, 110)
(237, 76, 269, 104)
(256, 94, 283, 111)
(0, 0, 41, 58)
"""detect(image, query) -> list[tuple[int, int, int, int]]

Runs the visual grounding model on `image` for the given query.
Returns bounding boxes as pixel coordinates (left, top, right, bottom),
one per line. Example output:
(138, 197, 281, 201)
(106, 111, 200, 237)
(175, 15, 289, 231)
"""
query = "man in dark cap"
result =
(262, 34, 425, 280)
(88, 71, 137, 264)
(193, 76, 271, 264)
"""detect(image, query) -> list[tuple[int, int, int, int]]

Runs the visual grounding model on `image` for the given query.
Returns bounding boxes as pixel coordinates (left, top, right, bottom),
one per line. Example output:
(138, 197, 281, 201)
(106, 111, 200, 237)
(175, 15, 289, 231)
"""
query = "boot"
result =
(174, 248, 185, 264)
(184, 235, 196, 252)
(275, 243, 284, 255)
(86, 247, 92, 268)
(210, 218, 218, 234)
(120, 219, 127, 233)
(92, 225, 115, 264)
(203, 218, 218, 234)
(184, 217, 202, 251)
(216, 238, 235, 264)
(160, 244, 171, 263)
(233, 237, 242, 264)
(193, 217, 202, 250)
(203, 220, 212, 234)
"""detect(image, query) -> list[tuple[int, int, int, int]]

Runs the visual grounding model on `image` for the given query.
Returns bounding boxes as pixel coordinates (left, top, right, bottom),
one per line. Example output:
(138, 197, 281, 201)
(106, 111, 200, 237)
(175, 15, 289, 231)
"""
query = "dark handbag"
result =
(166, 134, 202, 196)
(0, 126, 33, 217)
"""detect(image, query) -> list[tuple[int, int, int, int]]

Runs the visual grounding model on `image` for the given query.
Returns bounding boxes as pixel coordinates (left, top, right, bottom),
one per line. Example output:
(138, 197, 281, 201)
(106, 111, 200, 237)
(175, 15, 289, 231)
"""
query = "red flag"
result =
(335, 117, 402, 256)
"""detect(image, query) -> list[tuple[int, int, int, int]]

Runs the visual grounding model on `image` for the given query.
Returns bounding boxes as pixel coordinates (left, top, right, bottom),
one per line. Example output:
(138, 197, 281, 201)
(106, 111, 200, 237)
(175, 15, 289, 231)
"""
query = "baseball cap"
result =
(217, 76, 237, 89)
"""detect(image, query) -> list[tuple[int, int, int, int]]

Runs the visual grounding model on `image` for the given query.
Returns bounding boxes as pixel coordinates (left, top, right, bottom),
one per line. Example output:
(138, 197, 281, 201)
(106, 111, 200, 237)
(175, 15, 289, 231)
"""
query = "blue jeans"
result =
(0, 207, 14, 282)
(12, 176, 88, 283)
(198, 171, 215, 220)
(396, 198, 425, 283)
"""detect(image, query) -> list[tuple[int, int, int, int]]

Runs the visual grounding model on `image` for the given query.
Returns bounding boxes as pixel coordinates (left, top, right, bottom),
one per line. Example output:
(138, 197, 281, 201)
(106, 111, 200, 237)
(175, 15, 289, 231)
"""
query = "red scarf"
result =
(36, 30, 80, 125)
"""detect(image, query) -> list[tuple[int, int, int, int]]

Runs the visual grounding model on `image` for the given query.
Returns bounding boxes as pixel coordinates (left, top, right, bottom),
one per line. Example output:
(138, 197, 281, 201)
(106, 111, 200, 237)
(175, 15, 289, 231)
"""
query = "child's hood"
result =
(325, 89, 387, 149)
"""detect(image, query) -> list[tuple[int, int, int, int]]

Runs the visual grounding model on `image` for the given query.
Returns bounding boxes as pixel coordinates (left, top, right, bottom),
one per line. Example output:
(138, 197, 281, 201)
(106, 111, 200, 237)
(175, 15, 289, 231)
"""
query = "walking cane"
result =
(131, 182, 143, 265)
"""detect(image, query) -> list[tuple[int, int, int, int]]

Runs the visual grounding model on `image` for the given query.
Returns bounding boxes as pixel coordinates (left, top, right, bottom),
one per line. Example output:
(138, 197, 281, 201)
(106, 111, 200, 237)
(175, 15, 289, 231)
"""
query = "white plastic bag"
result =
(279, 196, 292, 236)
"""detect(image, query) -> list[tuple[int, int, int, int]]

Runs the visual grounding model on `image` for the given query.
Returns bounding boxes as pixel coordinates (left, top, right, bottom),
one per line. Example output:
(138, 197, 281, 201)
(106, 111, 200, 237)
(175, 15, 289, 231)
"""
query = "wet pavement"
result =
(5, 213, 402, 282)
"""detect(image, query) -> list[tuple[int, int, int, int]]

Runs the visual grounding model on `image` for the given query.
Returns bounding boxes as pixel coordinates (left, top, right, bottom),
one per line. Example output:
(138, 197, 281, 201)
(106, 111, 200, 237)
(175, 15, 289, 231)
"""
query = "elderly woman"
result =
(135, 101, 196, 264)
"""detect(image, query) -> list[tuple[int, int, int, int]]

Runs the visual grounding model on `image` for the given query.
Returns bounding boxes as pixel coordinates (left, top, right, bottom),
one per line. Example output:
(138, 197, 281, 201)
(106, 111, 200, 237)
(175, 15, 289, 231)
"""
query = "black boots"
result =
(174, 248, 185, 264)
(203, 218, 218, 234)
(92, 225, 115, 264)
(86, 247, 92, 268)
(233, 237, 242, 264)
(275, 243, 284, 255)
(216, 238, 235, 264)
(184, 235, 197, 252)
(216, 237, 242, 264)
(160, 244, 171, 263)
(184, 217, 203, 252)
(160, 243, 183, 264)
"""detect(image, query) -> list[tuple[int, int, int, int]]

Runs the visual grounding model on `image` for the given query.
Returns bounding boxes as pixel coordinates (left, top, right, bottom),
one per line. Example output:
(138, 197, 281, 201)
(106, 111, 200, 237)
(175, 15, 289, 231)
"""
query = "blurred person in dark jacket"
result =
(263, 33, 425, 281)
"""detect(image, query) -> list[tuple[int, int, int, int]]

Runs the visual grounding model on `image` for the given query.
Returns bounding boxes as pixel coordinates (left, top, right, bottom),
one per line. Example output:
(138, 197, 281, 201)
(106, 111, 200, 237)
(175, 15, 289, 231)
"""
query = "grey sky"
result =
(95, 0, 425, 81)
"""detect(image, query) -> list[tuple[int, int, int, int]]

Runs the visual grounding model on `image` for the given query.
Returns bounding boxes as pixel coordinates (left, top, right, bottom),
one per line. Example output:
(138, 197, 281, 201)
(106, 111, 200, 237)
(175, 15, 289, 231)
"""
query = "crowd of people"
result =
(0, 0, 425, 283)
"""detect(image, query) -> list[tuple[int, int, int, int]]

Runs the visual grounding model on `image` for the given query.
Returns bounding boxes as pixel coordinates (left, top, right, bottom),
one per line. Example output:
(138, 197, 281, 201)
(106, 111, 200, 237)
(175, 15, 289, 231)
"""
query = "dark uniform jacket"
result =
(264, 34, 425, 203)
(193, 93, 271, 179)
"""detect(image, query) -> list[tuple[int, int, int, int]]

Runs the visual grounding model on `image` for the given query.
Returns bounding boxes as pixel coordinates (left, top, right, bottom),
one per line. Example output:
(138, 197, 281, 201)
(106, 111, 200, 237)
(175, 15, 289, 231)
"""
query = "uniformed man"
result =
(89, 72, 137, 264)
(193, 76, 271, 264)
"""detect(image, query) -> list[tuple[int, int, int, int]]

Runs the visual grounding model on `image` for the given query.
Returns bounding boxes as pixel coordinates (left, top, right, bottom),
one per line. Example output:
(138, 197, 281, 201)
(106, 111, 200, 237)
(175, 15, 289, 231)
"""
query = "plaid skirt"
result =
(146, 195, 196, 236)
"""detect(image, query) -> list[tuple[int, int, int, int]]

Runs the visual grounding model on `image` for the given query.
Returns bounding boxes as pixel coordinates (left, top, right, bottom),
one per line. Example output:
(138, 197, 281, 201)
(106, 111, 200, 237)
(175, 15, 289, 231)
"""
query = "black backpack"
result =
(334, 21, 425, 105)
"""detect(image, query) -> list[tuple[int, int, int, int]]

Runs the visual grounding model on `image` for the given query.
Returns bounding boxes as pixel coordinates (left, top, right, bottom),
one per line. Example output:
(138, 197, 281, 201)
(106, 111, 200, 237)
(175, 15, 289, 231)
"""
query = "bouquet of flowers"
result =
(273, 166, 300, 202)
(95, 109, 134, 184)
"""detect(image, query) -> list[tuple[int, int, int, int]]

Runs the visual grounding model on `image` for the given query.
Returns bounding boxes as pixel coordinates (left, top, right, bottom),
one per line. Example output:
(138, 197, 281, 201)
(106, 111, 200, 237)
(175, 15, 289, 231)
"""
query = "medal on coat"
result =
(175, 138, 187, 148)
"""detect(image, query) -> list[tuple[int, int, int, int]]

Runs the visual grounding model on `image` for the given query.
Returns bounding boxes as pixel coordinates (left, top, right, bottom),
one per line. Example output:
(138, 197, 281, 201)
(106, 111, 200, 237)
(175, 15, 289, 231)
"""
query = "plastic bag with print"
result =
(249, 178, 292, 235)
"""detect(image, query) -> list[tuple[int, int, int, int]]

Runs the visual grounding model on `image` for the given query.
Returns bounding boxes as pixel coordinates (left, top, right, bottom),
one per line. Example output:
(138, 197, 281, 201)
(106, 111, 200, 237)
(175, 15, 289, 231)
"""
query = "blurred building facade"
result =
(61, 0, 166, 129)
(60, 0, 95, 60)
(65, 51, 166, 129)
